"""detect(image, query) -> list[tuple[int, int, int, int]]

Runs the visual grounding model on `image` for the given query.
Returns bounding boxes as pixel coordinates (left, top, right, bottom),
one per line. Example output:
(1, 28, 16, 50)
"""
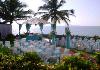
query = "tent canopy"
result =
(23, 17, 50, 25)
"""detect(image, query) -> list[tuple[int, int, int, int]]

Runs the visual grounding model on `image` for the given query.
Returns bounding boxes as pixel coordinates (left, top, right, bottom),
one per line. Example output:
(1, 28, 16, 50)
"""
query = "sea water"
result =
(12, 24, 100, 36)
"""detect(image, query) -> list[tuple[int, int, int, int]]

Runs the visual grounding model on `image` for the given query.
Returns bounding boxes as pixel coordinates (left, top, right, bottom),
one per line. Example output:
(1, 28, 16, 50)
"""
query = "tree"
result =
(0, 0, 32, 24)
(36, 0, 74, 46)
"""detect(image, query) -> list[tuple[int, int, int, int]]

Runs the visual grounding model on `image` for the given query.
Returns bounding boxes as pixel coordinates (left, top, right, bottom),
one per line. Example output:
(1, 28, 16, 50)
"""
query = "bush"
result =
(0, 51, 46, 70)
(0, 45, 98, 70)
(5, 34, 15, 46)
(23, 52, 42, 63)
(61, 56, 97, 70)
(54, 63, 67, 70)
(0, 46, 12, 55)
(96, 53, 100, 64)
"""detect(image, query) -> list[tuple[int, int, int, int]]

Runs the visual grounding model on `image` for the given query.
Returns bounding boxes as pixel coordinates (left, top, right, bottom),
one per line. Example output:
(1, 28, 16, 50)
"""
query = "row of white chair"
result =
(12, 38, 71, 63)
(0, 41, 11, 48)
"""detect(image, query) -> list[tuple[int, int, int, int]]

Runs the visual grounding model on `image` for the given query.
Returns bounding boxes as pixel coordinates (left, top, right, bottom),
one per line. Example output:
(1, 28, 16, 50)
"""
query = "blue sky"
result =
(20, 0, 100, 26)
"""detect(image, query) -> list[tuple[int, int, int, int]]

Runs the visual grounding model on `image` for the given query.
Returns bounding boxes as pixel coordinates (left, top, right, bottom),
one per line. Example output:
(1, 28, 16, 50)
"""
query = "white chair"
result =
(61, 48, 69, 57)
(14, 41, 20, 47)
(23, 42, 29, 47)
(0, 41, 3, 46)
(21, 38, 26, 42)
(29, 40, 34, 45)
(12, 47, 18, 54)
(56, 47, 61, 50)
(64, 48, 69, 54)
(45, 47, 54, 56)
(60, 37, 66, 46)
(53, 48, 61, 60)
(56, 38, 59, 46)
(5, 41, 11, 48)
(21, 47, 28, 52)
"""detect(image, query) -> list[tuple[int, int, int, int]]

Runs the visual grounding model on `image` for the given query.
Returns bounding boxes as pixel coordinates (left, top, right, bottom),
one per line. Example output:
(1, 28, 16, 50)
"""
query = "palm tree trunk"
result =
(26, 24, 31, 34)
(39, 23, 43, 40)
(19, 24, 22, 39)
(51, 24, 56, 46)
(9, 20, 13, 34)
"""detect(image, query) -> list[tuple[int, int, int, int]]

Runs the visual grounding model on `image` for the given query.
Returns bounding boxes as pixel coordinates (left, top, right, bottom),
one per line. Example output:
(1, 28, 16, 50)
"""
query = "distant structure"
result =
(0, 24, 12, 39)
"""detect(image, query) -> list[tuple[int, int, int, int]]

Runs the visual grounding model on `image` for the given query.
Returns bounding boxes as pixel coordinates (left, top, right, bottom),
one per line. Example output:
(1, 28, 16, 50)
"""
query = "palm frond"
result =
(57, 0, 66, 9)
(41, 14, 50, 21)
(63, 18, 69, 26)
(42, 0, 49, 3)
(70, 9, 74, 14)
(34, 12, 48, 16)
(38, 4, 50, 11)
(0, 0, 32, 24)
(36, 0, 74, 26)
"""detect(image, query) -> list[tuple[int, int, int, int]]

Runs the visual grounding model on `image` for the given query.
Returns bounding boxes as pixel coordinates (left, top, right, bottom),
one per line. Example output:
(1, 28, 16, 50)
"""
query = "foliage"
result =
(0, 45, 99, 70)
(70, 49, 77, 53)
(36, 0, 74, 25)
(96, 53, 100, 64)
(49, 31, 57, 39)
(0, 46, 47, 70)
(62, 55, 97, 70)
(0, 45, 12, 55)
(0, 0, 32, 24)
(15, 34, 27, 39)
(5, 34, 15, 46)
(23, 52, 42, 63)
(35, 0, 74, 45)
(93, 35, 100, 41)
(61, 46, 65, 48)
(54, 63, 67, 70)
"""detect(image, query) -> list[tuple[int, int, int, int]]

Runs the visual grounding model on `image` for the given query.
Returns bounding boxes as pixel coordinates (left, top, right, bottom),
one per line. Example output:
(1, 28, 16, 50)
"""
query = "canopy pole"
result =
(65, 27, 71, 49)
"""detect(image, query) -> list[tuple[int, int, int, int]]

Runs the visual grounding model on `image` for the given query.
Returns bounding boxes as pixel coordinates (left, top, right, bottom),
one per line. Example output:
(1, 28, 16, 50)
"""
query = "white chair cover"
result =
(0, 41, 3, 46)
(5, 41, 11, 48)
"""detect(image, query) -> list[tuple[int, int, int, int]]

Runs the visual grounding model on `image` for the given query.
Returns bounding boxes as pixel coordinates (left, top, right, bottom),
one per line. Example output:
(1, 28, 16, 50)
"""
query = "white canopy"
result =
(23, 17, 50, 25)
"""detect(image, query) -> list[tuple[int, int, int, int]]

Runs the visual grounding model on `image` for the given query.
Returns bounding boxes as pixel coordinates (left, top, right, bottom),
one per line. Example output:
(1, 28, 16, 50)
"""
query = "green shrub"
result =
(96, 53, 100, 64)
(54, 63, 68, 70)
(23, 52, 42, 63)
(63, 56, 78, 70)
(5, 34, 15, 46)
(0, 51, 46, 70)
(0, 46, 12, 55)
(61, 56, 97, 70)
(76, 58, 92, 70)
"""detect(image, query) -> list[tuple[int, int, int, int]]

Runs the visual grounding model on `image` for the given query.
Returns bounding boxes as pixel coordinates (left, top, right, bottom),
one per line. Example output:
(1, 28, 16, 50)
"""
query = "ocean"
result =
(12, 24, 100, 36)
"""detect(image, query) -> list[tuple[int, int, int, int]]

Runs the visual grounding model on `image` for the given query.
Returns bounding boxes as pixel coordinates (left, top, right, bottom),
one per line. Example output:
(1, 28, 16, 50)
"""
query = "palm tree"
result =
(36, 0, 74, 48)
(0, 0, 32, 24)
(0, 0, 32, 39)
